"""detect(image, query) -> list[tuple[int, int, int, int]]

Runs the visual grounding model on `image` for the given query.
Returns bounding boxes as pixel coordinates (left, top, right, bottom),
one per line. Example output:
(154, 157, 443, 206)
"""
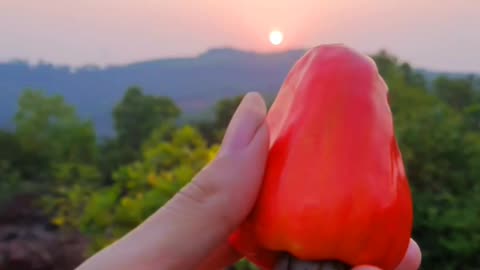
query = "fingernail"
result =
(219, 92, 267, 155)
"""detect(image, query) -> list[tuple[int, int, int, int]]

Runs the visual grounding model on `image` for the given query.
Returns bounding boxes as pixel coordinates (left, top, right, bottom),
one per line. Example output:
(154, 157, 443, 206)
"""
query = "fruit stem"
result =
(274, 253, 351, 270)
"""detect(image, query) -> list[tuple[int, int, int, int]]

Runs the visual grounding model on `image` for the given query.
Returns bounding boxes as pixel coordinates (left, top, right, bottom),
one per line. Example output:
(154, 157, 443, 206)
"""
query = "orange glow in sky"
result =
(0, 1, 479, 72)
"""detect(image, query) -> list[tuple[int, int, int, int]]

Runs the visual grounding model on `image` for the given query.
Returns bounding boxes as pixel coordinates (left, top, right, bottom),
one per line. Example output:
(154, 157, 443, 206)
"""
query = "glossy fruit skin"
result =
(228, 45, 413, 270)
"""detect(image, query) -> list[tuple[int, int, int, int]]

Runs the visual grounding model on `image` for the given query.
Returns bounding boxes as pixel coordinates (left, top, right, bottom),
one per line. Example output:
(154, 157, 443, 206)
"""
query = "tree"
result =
(371, 50, 427, 90)
(0, 132, 23, 203)
(464, 104, 480, 131)
(11, 90, 102, 233)
(6, 52, 476, 270)
(57, 125, 217, 251)
(113, 87, 181, 154)
(371, 50, 401, 82)
(399, 63, 427, 88)
(214, 95, 244, 131)
(195, 95, 244, 144)
(386, 72, 480, 270)
(0, 130, 48, 202)
(15, 89, 97, 165)
(433, 75, 477, 111)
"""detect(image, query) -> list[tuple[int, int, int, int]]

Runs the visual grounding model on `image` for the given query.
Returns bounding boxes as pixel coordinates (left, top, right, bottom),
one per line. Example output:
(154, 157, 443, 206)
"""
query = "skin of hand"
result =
(75, 92, 422, 270)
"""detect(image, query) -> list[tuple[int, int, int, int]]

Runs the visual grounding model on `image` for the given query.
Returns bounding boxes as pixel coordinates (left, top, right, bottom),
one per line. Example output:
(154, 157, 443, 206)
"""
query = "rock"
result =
(0, 195, 88, 270)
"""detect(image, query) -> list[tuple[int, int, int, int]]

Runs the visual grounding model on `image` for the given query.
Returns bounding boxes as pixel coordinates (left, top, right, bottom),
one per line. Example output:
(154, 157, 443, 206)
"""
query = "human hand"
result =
(75, 93, 421, 270)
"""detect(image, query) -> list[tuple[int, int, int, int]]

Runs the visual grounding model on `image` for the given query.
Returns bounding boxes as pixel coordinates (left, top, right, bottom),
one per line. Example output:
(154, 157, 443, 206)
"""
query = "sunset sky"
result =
(1, 1, 479, 72)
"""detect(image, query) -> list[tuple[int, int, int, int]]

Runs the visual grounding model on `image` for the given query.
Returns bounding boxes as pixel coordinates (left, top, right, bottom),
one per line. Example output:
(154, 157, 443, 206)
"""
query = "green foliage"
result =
(234, 259, 259, 270)
(195, 95, 244, 144)
(99, 86, 181, 181)
(15, 89, 97, 164)
(433, 75, 479, 111)
(464, 104, 480, 131)
(0, 130, 47, 182)
(0, 90, 98, 204)
(214, 96, 244, 130)
(371, 50, 427, 90)
(0, 160, 23, 203)
(375, 54, 480, 270)
(113, 86, 181, 155)
(58, 125, 217, 252)
(1, 51, 480, 270)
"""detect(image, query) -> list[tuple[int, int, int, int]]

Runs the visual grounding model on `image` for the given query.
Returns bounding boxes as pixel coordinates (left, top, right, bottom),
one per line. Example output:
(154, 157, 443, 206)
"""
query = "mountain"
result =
(0, 48, 307, 136)
(0, 47, 476, 136)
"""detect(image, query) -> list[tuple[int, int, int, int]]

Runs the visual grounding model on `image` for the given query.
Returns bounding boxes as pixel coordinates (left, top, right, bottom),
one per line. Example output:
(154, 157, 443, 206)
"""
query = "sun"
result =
(269, 30, 284, 46)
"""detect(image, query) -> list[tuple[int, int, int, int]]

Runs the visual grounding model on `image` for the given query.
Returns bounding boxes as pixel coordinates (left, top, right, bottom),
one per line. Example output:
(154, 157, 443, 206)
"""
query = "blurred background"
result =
(0, 1, 479, 269)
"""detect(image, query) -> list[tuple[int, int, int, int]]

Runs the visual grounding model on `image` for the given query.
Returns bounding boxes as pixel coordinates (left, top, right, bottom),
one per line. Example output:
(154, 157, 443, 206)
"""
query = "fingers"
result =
(76, 92, 269, 270)
(395, 239, 421, 270)
(153, 92, 268, 269)
(219, 92, 268, 156)
(353, 239, 422, 270)
(211, 237, 423, 270)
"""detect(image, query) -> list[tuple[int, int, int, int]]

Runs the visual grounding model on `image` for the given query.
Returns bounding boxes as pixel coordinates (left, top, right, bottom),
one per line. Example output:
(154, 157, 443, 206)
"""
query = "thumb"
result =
(154, 92, 269, 268)
(77, 92, 269, 270)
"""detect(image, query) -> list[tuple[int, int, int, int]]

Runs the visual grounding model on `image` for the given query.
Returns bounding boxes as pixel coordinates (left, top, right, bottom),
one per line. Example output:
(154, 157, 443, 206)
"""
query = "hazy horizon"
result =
(1, 1, 479, 73)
